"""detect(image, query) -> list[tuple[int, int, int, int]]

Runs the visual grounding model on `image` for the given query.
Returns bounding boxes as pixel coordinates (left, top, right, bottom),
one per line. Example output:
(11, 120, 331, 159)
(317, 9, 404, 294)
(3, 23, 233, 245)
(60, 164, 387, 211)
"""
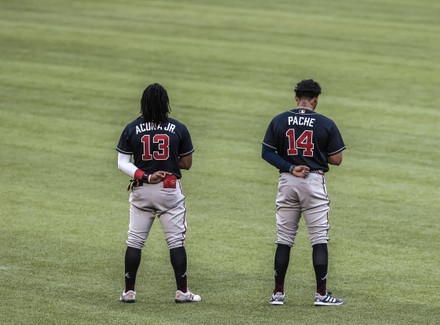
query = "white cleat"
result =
(269, 292, 285, 305)
(175, 290, 202, 303)
(120, 290, 136, 303)
(314, 292, 344, 306)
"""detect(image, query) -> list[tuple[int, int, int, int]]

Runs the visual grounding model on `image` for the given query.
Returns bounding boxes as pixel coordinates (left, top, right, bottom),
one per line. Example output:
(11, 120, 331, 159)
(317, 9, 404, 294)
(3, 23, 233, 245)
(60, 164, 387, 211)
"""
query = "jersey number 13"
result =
(141, 134, 170, 160)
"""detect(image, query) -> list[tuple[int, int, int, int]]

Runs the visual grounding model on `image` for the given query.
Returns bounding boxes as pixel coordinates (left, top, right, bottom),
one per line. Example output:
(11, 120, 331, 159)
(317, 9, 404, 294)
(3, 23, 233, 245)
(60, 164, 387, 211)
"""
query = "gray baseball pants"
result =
(126, 181, 187, 250)
(275, 172, 330, 247)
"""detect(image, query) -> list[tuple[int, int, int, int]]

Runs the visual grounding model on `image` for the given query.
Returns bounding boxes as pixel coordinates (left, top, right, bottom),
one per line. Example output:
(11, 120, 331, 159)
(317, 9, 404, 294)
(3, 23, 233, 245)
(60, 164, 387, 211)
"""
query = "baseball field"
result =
(1, 0, 439, 324)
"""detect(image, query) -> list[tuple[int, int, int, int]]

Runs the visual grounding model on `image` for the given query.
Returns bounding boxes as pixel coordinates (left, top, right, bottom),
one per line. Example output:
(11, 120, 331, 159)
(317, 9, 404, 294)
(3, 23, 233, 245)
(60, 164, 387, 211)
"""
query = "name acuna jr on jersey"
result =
(135, 121, 177, 134)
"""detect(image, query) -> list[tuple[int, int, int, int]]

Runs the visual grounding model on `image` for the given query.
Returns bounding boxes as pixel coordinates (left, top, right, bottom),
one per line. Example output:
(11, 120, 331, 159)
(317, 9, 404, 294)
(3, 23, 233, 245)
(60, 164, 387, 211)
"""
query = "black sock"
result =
(170, 246, 188, 292)
(124, 246, 142, 292)
(274, 244, 291, 293)
(312, 243, 328, 296)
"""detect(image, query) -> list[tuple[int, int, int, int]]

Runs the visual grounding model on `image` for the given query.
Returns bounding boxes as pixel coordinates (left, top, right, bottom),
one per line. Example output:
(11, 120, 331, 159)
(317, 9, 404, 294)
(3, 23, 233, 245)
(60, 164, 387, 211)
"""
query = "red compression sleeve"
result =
(134, 169, 144, 180)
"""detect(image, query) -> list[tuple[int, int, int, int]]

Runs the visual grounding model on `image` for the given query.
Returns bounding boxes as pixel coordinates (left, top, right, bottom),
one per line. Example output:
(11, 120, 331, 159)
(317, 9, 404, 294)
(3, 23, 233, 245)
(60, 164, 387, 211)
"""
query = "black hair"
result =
(294, 79, 322, 99)
(140, 83, 171, 123)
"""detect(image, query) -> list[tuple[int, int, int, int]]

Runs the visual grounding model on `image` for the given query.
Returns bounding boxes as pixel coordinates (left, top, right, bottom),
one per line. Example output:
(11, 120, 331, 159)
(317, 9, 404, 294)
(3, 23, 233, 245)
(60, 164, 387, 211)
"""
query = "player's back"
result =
(263, 108, 343, 172)
(117, 117, 193, 178)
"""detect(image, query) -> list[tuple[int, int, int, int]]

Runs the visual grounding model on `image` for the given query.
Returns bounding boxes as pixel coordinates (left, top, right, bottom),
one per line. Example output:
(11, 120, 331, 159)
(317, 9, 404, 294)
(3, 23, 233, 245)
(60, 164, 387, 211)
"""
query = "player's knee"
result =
(310, 236, 329, 246)
(275, 236, 295, 247)
(165, 230, 186, 249)
(126, 235, 146, 250)
(167, 240, 185, 250)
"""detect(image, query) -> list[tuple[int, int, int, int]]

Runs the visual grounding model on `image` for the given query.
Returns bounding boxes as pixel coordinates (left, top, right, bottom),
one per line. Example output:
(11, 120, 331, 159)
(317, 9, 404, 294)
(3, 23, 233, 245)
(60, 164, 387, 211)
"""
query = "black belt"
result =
(310, 170, 325, 175)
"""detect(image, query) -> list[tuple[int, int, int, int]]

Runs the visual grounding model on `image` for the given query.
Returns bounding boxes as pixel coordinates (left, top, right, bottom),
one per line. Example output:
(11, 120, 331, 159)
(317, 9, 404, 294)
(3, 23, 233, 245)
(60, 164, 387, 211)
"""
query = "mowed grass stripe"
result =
(1, 0, 439, 324)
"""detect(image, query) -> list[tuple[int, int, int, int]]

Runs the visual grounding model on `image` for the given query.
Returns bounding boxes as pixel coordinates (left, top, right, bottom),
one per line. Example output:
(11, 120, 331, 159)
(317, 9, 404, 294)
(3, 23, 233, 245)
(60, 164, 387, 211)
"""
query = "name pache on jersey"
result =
(288, 116, 316, 127)
(136, 122, 176, 135)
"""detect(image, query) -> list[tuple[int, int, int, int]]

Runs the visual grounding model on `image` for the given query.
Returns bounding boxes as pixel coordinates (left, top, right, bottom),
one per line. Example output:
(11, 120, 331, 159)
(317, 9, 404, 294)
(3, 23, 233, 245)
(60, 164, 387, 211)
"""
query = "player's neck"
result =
(297, 106, 315, 111)
(296, 101, 316, 111)
(296, 98, 318, 111)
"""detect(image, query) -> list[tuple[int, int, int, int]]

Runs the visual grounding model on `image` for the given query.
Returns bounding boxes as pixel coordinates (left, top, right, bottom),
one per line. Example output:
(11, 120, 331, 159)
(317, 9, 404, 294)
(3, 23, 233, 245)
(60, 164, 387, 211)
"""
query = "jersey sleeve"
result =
(262, 119, 277, 149)
(116, 125, 133, 155)
(178, 125, 194, 157)
(262, 144, 292, 172)
(327, 122, 346, 155)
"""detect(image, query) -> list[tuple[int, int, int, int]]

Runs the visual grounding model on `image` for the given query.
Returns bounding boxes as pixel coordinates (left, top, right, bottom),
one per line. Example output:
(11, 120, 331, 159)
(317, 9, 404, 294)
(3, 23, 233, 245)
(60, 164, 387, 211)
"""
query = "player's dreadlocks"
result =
(140, 83, 172, 123)
(294, 79, 322, 99)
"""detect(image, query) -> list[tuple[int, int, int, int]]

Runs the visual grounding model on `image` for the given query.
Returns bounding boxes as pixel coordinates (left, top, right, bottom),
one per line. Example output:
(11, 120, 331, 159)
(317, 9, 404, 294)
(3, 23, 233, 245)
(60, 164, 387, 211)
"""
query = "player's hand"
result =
(148, 171, 172, 184)
(291, 165, 310, 178)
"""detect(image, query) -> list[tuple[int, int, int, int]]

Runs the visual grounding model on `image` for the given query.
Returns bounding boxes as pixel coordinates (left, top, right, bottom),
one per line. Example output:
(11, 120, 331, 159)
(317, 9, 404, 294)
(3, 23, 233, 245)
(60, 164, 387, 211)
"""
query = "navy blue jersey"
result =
(262, 108, 345, 172)
(116, 117, 194, 179)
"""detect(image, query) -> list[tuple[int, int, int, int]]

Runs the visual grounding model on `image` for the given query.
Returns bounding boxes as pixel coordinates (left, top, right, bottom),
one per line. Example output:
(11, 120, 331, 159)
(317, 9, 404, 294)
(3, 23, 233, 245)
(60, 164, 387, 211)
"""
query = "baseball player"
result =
(116, 83, 201, 303)
(262, 79, 346, 306)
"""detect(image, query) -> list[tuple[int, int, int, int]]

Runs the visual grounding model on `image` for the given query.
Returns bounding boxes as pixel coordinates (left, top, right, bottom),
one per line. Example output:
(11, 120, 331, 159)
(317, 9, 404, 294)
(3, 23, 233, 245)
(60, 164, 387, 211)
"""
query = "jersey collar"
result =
(291, 107, 315, 114)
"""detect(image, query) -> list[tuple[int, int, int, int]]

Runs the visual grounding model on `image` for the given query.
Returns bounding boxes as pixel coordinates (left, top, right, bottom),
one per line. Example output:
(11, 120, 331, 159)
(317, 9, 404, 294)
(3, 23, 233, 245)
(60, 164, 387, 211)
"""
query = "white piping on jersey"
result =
(116, 147, 134, 155)
(179, 149, 195, 157)
(262, 142, 277, 150)
(327, 146, 346, 156)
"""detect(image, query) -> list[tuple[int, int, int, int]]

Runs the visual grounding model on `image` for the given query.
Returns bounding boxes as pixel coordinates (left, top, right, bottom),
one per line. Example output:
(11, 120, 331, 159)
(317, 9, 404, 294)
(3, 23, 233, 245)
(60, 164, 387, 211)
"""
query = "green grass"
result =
(1, 0, 439, 324)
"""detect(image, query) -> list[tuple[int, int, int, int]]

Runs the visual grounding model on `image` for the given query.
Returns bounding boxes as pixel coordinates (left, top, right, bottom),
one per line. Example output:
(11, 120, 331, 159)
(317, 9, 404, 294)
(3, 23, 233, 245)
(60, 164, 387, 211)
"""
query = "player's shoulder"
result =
(121, 116, 143, 131)
(125, 116, 143, 126)
(271, 109, 293, 121)
(313, 110, 338, 126)
(167, 117, 184, 125)
(167, 117, 190, 130)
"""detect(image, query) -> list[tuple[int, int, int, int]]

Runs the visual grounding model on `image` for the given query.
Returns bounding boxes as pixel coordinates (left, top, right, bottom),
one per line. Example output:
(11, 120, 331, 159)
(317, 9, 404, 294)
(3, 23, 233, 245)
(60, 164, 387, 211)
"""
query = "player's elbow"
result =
(261, 153, 273, 165)
(117, 159, 130, 172)
(261, 146, 273, 161)
(117, 160, 125, 172)
(180, 163, 191, 170)
(118, 164, 127, 173)
(179, 155, 192, 170)
(117, 161, 124, 171)
(328, 152, 343, 166)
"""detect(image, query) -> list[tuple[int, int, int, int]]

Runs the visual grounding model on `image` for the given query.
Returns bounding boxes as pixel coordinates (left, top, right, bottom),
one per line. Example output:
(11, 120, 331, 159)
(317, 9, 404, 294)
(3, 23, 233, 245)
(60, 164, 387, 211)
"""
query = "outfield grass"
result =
(1, 0, 439, 324)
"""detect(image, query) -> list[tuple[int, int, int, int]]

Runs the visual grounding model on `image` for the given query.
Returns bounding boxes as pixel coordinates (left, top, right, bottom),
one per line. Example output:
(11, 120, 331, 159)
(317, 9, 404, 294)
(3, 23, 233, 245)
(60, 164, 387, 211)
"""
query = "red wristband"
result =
(134, 169, 144, 180)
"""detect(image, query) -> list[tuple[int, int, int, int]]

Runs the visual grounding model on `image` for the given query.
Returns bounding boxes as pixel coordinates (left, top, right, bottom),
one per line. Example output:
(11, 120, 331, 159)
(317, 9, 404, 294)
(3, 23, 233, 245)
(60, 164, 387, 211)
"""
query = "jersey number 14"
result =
(286, 129, 314, 157)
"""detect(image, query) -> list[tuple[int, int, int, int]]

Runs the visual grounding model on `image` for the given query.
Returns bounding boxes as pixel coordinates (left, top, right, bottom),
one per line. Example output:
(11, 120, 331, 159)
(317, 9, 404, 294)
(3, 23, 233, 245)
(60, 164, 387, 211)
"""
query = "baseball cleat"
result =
(175, 290, 201, 303)
(269, 292, 285, 305)
(314, 292, 343, 306)
(120, 290, 136, 303)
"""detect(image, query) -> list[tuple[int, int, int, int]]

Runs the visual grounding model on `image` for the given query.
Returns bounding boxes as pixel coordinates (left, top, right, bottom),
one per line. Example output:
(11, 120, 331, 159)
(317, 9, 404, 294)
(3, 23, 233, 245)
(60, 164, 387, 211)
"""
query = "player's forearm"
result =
(262, 145, 292, 173)
(117, 153, 138, 178)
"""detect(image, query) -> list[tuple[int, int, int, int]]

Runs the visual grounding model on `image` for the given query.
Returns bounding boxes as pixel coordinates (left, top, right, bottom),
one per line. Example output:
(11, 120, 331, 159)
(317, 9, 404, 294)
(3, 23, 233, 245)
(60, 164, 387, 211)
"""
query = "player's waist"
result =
(310, 170, 325, 175)
(281, 170, 325, 175)
(127, 176, 180, 191)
